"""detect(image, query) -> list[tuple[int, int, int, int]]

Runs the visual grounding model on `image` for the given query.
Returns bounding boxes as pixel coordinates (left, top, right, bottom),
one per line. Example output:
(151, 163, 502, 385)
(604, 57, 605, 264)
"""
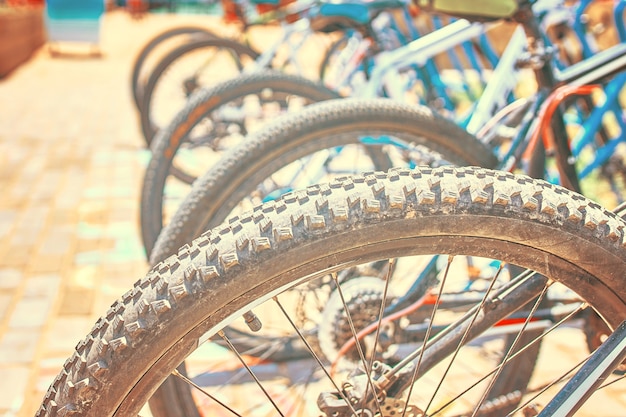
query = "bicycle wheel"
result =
(140, 70, 340, 257)
(139, 36, 259, 146)
(130, 26, 218, 111)
(36, 166, 626, 417)
(149, 97, 499, 266)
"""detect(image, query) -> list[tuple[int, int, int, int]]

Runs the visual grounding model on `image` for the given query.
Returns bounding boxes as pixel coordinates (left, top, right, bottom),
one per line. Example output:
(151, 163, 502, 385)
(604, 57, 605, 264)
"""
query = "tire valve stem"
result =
(244, 310, 262, 332)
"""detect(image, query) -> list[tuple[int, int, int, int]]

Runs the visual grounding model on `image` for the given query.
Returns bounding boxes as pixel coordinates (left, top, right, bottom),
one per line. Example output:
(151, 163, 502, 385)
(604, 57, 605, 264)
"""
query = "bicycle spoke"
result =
(400, 255, 453, 417)
(423, 261, 504, 414)
(191, 47, 221, 78)
(271, 295, 360, 416)
(354, 258, 396, 413)
(368, 258, 395, 370)
(330, 271, 385, 413)
(469, 277, 550, 417)
(384, 268, 549, 407)
(237, 365, 317, 417)
(218, 330, 286, 417)
(509, 354, 592, 415)
(291, 371, 316, 417)
(599, 373, 626, 390)
(171, 369, 243, 417)
(428, 301, 588, 415)
(215, 338, 284, 388)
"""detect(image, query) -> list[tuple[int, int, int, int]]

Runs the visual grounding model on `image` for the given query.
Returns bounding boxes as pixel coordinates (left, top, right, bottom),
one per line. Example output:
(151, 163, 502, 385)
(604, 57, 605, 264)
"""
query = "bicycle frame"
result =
(353, 0, 626, 194)
(244, 11, 315, 75)
(537, 319, 626, 416)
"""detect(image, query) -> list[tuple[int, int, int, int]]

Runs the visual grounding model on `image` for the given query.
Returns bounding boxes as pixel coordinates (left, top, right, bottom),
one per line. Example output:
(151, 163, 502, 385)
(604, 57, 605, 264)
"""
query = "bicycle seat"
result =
(317, 0, 410, 25)
(415, 0, 520, 21)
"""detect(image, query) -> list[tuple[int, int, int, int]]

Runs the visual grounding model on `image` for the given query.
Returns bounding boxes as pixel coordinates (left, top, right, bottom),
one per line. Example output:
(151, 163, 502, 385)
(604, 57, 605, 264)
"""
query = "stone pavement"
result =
(0, 10, 230, 417)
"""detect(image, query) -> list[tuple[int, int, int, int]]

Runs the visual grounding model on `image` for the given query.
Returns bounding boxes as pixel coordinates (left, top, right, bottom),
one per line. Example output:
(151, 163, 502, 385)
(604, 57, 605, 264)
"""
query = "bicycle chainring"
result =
(317, 276, 392, 363)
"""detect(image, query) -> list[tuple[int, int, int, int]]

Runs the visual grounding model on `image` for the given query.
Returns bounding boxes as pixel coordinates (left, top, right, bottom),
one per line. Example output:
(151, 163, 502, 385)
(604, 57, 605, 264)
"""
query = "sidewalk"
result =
(0, 10, 226, 416)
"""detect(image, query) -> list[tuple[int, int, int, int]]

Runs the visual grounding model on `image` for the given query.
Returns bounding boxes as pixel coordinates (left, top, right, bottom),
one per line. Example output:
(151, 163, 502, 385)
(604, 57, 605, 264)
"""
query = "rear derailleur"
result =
(317, 361, 423, 417)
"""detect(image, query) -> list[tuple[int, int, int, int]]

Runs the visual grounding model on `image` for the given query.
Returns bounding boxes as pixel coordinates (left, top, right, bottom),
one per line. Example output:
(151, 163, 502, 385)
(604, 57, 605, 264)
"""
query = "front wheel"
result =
(37, 166, 626, 417)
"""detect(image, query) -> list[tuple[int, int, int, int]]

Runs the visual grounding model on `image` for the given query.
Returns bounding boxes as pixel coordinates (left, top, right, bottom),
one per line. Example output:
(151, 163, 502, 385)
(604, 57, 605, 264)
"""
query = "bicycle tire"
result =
(149, 97, 499, 266)
(139, 36, 260, 146)
(36, 166, 626, 417)
(145, 97, 503, 417)
(140, 70, 340, 257)
(130, 26, 218, 111)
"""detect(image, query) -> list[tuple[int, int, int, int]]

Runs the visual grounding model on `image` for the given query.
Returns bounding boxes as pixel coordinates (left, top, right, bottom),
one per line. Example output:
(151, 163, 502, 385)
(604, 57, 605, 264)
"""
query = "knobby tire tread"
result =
(37, 166, 626, 417)
(149, 97, 499, 265)
(140, 70, 340, 257)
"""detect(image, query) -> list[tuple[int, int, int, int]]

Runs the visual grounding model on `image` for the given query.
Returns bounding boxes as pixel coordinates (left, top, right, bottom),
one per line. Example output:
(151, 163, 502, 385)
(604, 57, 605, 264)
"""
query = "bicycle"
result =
(138, 0, 551, 257)
(140, 0, 625, 414)
(146, 0, 625, 263)
(35, 165, 626, 417)
(134, 0, 524, 154)
(134, 0, 433, 145)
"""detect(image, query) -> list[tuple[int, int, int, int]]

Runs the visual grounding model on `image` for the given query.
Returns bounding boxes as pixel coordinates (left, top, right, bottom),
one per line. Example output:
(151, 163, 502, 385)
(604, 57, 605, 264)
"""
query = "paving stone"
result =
(57, 286, 95, 316)
(8, 298, 52, 329)
(8, 229, 41, 247)
(0, 329, 41, 364)
(22, 275, 61, 300)
(69, 265, 98, 288)
(30, 171, 62, 202)
(38, 226, 73, 256)
(0, 269, 22, 290)
(0, 294, 13, 323)
(0, 366, 29, 411)
(43, 316, 94, 354)
(0, 210, 17, 240)
(8, 209, 46, 247)
(74, 250, 105, 266)
(75, 236, 101, 253)
(0, 248, 31, 269)
(48, 207, 78, 225)
(77, 200, 108, 224)
(29, 255, 67, 274)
